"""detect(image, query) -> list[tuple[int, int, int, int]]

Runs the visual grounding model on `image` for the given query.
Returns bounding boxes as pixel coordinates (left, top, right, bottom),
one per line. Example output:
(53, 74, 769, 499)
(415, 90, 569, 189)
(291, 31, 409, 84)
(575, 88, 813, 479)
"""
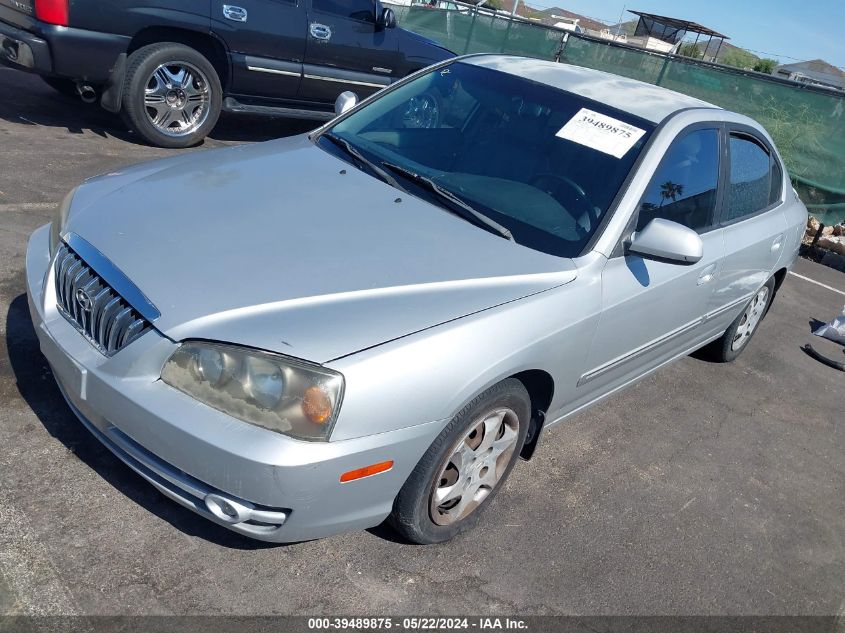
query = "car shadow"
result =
(365, 521, 409, 544)
(624, 255, 651, 287)
(5, 293, 283, 550)
(0, 82, 138, 141)
(0, 70, 316, 146)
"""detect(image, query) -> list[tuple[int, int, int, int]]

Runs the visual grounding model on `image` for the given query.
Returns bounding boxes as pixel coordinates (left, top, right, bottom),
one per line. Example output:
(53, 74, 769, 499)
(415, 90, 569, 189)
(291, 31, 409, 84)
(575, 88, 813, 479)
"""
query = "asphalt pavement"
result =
(0, 68, 842, 617)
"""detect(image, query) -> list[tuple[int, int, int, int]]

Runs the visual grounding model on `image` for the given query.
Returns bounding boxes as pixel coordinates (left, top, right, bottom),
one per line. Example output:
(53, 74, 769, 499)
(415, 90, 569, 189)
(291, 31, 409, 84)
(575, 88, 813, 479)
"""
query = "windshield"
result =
(321, 61, 655, 258)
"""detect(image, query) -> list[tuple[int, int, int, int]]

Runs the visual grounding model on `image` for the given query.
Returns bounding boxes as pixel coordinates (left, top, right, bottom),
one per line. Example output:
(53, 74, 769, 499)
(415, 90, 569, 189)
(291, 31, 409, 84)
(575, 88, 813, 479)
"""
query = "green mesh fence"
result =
(559, 36, 845, 224)
(392, 4, 845, 224)
(391, 4, 562, 60)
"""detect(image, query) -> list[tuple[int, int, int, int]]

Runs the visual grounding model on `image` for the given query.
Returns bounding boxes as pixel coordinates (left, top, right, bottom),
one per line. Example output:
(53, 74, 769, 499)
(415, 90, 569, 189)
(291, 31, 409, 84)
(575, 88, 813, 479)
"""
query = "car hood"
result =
(65, 135, 577, 362)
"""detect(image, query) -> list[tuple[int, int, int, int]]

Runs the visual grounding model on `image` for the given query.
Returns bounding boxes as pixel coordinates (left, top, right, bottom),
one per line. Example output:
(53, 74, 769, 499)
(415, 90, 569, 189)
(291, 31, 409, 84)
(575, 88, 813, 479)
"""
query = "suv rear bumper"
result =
(0, 13, 128, 82)
(0, 17, 50, 72)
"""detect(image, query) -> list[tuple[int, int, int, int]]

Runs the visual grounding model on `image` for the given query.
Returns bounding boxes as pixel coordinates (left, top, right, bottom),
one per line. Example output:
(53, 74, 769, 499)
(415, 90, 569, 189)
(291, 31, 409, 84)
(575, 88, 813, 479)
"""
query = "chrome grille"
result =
(54, 242, 153, 356)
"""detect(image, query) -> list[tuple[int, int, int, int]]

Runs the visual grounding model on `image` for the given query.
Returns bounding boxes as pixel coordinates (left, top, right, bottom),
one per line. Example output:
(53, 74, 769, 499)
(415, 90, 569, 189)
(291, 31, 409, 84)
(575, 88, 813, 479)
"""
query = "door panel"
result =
(710, 210, 786, 332)
(211, 0, 306, 99)
(708, 130, 788, 334)
(301, 0, 400, 103)
(576, 124, 727, 402)
(579, 231, 723, 397)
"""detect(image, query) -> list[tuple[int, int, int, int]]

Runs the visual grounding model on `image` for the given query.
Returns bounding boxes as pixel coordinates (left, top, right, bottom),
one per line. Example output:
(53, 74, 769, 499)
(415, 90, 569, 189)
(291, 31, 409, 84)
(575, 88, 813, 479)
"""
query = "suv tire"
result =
(122, 43, 222, 148)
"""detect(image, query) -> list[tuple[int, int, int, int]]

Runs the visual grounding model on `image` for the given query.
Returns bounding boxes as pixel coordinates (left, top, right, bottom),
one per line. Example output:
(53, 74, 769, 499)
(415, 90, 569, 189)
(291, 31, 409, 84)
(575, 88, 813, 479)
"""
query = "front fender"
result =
(327, 274, 601, 442)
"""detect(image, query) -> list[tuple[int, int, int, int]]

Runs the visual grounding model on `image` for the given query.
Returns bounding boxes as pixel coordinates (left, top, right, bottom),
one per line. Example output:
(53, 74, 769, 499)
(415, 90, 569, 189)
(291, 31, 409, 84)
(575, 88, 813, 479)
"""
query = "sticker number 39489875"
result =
(556, 108, 646, 159)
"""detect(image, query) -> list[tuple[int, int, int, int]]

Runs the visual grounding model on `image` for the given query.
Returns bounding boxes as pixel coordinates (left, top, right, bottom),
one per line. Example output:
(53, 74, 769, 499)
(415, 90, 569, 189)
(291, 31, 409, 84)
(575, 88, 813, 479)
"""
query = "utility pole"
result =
(615, 4, 626, 37)
(511, 0, 518, 16)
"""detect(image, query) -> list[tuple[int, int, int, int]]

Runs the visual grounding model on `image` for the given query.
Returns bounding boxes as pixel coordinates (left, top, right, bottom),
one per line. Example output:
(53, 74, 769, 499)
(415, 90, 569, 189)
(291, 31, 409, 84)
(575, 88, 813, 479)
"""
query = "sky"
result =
(526, 0, 845, 69)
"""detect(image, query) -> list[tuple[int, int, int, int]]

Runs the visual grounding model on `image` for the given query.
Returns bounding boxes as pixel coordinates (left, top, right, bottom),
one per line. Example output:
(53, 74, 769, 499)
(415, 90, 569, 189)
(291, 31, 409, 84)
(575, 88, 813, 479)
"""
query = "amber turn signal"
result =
(340, 460, 394, 483)
(302, 385, 333, 424)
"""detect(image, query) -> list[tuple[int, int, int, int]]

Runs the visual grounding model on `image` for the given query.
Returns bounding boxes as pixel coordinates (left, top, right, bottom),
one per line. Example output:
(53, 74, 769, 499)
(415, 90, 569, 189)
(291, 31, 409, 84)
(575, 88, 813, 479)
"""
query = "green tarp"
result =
(394, 5, 845, 224)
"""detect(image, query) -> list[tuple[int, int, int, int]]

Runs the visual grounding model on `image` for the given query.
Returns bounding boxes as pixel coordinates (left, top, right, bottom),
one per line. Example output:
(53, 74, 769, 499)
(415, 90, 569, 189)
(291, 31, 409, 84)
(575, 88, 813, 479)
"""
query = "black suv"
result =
(0, 0, 453, 147)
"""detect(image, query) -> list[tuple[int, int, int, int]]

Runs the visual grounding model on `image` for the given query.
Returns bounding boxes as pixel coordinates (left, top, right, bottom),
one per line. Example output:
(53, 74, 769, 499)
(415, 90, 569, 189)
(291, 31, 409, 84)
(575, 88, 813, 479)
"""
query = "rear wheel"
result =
(709, 276, 776, 362)
(390, 379, 530, 544)
(122, 43, 222, 148)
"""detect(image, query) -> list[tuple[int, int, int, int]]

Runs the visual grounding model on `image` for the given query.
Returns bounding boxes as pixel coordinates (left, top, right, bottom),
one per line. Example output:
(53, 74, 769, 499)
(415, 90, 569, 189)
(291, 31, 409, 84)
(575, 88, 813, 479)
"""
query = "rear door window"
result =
(725, 134, 774, 222)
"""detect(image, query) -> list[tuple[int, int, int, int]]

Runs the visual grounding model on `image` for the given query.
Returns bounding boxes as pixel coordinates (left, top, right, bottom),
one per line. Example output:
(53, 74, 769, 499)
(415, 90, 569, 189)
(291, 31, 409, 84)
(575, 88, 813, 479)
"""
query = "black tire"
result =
(390, 378, 531, 544)
(121, 43, 222, 148)
(708, 276, 776, 363)
(41, 76, 80, 99)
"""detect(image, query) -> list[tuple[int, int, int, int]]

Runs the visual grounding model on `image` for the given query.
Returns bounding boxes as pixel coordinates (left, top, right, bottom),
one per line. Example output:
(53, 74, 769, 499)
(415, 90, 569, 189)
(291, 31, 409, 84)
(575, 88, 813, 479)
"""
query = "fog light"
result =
(204, 493, 253, 523)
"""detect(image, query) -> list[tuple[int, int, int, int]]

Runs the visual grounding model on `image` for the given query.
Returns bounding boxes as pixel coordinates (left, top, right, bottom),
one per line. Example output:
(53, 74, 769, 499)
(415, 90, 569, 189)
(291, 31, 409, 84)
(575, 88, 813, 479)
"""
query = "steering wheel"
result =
(401, 92, 441, 129)
(529, 173, 599, 232)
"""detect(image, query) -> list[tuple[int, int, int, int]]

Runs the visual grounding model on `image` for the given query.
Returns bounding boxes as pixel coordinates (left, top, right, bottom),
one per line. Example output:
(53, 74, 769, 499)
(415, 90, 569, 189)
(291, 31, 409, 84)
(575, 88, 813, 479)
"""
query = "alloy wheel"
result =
(144, 61, 211, 138)
(429, 407, 520, 526)
(731, 286, 770, 351)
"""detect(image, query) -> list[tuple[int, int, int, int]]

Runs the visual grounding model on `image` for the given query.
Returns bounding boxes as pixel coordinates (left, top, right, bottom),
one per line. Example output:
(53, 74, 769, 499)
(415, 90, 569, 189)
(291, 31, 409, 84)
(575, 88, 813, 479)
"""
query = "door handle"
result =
(222, 5, 248, 22)
(771, 234, 784, 253)
(309, 23, 332, 40)
(697, 262, 717, 286)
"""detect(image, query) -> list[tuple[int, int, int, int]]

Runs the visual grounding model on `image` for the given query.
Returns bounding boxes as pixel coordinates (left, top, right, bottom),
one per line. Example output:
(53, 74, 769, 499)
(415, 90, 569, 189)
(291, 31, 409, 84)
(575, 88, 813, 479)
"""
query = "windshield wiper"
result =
(320, 133, 406, 193)
(381, 162, 514, 242)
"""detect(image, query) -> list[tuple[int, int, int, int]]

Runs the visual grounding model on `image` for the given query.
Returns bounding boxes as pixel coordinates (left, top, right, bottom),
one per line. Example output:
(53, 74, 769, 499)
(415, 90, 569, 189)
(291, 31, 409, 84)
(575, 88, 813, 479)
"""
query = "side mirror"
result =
(334, 91, 359, 116)
(628, 218, 703, 265)
(377, 7, 396, 29)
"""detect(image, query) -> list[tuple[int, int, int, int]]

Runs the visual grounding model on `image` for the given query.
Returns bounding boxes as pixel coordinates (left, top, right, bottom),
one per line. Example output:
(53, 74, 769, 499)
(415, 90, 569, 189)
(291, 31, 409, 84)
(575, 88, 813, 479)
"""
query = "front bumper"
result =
(26, 224, 441, 542)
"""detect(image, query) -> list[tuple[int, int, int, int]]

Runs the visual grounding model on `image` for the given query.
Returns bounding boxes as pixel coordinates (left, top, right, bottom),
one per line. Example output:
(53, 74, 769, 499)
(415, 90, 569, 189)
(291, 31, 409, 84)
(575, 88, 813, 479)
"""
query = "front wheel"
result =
(121, 43, 222, 148)
(390, 379, 531, 544)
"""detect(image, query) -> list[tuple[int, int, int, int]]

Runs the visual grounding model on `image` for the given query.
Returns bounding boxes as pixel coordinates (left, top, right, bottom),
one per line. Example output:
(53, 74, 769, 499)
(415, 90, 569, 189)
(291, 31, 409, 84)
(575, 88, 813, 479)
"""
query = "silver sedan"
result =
(26, 55, 806, 544)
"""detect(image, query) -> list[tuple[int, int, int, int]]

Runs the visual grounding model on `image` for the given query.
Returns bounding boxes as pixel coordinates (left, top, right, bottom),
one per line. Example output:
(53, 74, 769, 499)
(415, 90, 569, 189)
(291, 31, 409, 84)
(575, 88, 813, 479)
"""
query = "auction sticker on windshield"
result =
(556, 108, 646, 158)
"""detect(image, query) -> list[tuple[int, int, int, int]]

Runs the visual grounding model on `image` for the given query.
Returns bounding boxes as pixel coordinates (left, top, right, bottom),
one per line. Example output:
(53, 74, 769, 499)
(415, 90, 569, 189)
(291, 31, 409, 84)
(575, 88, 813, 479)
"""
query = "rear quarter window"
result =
(769, 154, 783, 205)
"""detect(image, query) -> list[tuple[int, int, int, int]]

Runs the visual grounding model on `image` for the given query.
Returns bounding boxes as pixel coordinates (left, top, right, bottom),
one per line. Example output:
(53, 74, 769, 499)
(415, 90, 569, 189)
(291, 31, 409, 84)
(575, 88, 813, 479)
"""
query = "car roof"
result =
(463, 55, 721, 124)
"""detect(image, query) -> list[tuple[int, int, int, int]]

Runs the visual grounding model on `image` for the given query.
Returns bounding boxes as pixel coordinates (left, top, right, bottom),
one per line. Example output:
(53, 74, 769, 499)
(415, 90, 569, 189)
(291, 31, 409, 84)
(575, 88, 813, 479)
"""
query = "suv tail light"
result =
(35, 0, 69, 26)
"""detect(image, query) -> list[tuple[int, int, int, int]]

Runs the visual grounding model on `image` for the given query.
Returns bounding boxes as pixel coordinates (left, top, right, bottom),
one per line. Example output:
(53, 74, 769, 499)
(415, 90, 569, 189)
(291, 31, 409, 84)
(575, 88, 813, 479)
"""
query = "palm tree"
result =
(659, 181, 684, 207)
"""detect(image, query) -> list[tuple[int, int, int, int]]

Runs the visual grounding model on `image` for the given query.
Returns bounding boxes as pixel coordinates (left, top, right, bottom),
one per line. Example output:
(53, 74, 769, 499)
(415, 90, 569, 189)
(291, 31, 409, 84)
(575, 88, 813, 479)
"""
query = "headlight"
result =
(50, 187, 78, 256)
(161, 341, 344, 441)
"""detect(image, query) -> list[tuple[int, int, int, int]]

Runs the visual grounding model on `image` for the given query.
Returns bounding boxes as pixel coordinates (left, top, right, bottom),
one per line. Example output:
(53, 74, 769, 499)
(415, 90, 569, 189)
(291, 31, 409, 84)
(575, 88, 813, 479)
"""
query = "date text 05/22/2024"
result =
(307, 617, 529, 631)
